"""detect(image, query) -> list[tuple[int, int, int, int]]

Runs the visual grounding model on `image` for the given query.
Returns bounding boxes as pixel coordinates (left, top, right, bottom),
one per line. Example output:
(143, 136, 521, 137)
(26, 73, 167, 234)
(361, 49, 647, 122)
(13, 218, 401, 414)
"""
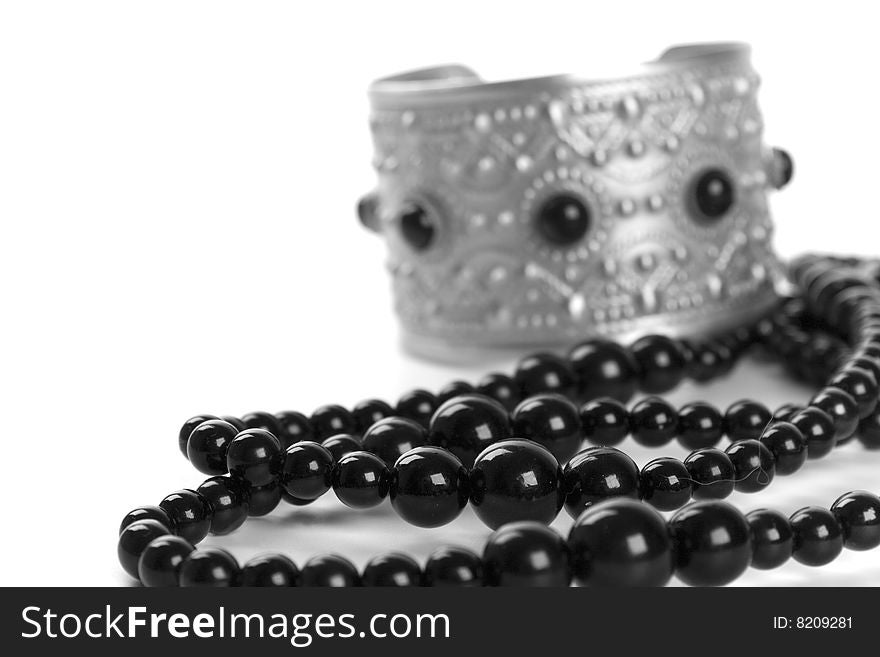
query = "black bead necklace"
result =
(118, 254, 880, 587)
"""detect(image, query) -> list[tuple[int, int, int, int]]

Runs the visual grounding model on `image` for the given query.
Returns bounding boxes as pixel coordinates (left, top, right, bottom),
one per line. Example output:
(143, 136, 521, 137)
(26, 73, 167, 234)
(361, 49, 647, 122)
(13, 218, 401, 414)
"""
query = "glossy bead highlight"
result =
(510, 393, 582, 463)
(427, 394, 510, 467)
(390, 446, 469, 528)
(562, 447, 641, 518)
(790, 506, 844, 566)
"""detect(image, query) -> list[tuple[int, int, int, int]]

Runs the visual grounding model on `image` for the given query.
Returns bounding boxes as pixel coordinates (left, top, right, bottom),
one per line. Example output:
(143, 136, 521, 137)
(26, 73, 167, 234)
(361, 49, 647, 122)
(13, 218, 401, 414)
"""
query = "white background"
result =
(1, 0, 879, 586)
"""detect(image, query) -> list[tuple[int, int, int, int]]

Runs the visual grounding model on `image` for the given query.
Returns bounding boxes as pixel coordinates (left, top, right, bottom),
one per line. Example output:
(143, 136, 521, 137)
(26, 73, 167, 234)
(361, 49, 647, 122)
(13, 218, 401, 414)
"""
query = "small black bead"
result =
(630, 396, 678, 447)
(363, 416, 428, 468)
(483, 521, 571, 587)
(773, 403, 804, 423)
(138, 535, 195, 587)
(535, 193, 590, 246)
(790, 507, 844, 566)
(579, 397, 630, 446)
(725, 439, 775, 493)
(179, 548, 240, 587)
(244, 480, 282, 517)
(427, 394, 510, 467)
(274, 411, 314, 448)
(240, 411, 283, 440)
(724, 400, 772, 441)
(669, 500, 751, 586)
(470, 439, 563, 530)
(186, 419, 238, 475)
(196, 476, 248, 536)
(568, 339, 639, 403)
(119, 505, 173, 535)
(562, 446, 641, 518)
(178, 414, 219, 458)
(310, 404, 356, 441)
(684, 448, 735, 500)
(436, 380, 475, 405)
(226, 429, 284, 487)
(790, 407, 837, 458)
(300, 554, 361, 587)
(361, 553, 422, 587)
(351, 399, 395, 435)
(159, 489, 212, 544)
(639, 457, 692, 511)
(747, 509, 793, 570)
(568, 498, 673, 586)
(281, 441, 334, 503)
(399, 203, 435, 251)
(118, 520, 172, 580)
(422, 547, 483, 587)
(321, 434, 362, 462)
(240, 553, 300, 587)
(390, 446, 469, 528)
(689, 168, 735, 220)
(630, 335, 688, 394)
(688, 342, 730, 382)
(828, 367, 878, 419)
(396, 389, 439, 428)
(332, 451, 390, 509)
(222, 416, 247, 433)
(475, 373, 522, 412)
(809, 386, 859, 443)
(513, 352, 575, 398)
(758, 422, 807, 476)
(677, 401, 724, 450)
(511, 393, 582, 463)
(831, 490, 880, 551)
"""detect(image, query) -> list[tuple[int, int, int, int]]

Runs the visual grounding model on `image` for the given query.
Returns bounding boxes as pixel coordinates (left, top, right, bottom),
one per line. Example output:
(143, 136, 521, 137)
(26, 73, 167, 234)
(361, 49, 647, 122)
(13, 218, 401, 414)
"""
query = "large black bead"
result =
(274, 411, 314, 449)
(535, 194, 590, 246)
(361, 553, 422, 587)
(179, 548, 240, 587)
(684, 448, 735, 500)
(758, 422, 807, 475)
(828, 367, 878, 419)
(669, 501, 751, 586)
(470, 439, 563, 530)
(630, 396, 678, 447)
(362, 416, 428, 467)
(240, 553, 300, 587)
(791, 407, 837, 458)
(240, 411, 283, 440)
(310, 404, 356, 441)
(639, 457, 692, 511)
(790, 507, 844, 566)
(119, 505, 172, 534)
(186, 419, 238, 475)
(427, 394, 510, 467)
(196, 476, 248, 536)
(138, 535, 195, 587)
(159, 489, 212, 544)
(630, 335, 688, 394)
(226, 429, 284, 487)
(396, 389, 439, 428)
(831, 491, 880, 551)
(178, 414, 219, 458)
(399, 202, 435, 251)
(579, 397, 630, 446)
(281, 441, 333, 503)
(118, 519, 172, 580)
(332, 451, 390, 509)
(320, 434, 361, 462)
(513, 352, 575, 398)
(857, 407, 880, 449)
(723, 400, 772, 441)
(436, 380, 475, 405)
(422, 547, 483, 587)
(747, 509, 793, 570)
(725, 439, 775, 493)
(562, 447, 641, 519)
(475, 373, 522, 412)
(300, 554, 361, 587)
(568, 339, 638, 403)
(390, 446, 469, 528)
(510, 394, 582, 463)
(809, 386, 859, 443)
(568, 499, 673, 587)
(689, 168, 735, 220)
(677, 402, 724, 450)
(244, 480, 282, 517)
(351, 399, 395, 435)
(483, 522, 571, 587)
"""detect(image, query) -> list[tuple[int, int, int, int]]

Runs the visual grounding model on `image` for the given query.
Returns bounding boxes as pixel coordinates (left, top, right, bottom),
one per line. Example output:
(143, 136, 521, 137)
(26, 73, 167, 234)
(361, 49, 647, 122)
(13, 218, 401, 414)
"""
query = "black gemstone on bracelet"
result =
(351, 399, 395, 435)
(630, 334, 688, 394)
(179, 548, 240, 587)
(684, 448, 735, 500)
(361, 553, 422, 587)
(568, 498, 673, 587)
(274, 410, 314, 448)
(562, 446, 641, 518)
(178, 414, 219, 458)
(428, 394, 510, 468)
(300, 554, 361, 587)
(138, 535, 195, 587)
(436, 380, 476, 405)
(568, 339, 638, 403)
(513, 352, 575, 398)
(758, 422, 807, 476)
(118, 520, 172, 580)
(240, 553, 300, 587)
(677, 401, 724, 450)
(746, 508, 793, 570)
(630, 396, 678, 447)
(511, 393, 582, 463)
(332, 451, 390, 509)
(226, 429, 284, 487)
(422, 547, 483, 587)
(221, 416, 247, 433)
(186, 419, 238, 476)
(725, 439, 775, 493)
(475, 373, 522, 412)
(790, 407, 837, 458)
(363, 416, 428, 468)
(857, 407, 880, 449)
(483, 521, 571, 587)
(831, 490, 880, 551)
(243, 480, 282, 517)
(396, 389, 439, 428)
(828, 366, 879, 419)
(119, 505, 173, 535)
(790, 506, 844, 566)
(723, 400, 772, 441)
(639, 457, 692, 511)
(310, 404, 357, 441)
(281, 441, 334, 503)
(196, 476, 249, 536)
(390, 446, 469, 528)
(159, 489, 212, 544)
(809, 386, 859, 443)
(579, 397, 630, 446)
(241, 412, 284, 442)
(320, 434, 361, 462)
